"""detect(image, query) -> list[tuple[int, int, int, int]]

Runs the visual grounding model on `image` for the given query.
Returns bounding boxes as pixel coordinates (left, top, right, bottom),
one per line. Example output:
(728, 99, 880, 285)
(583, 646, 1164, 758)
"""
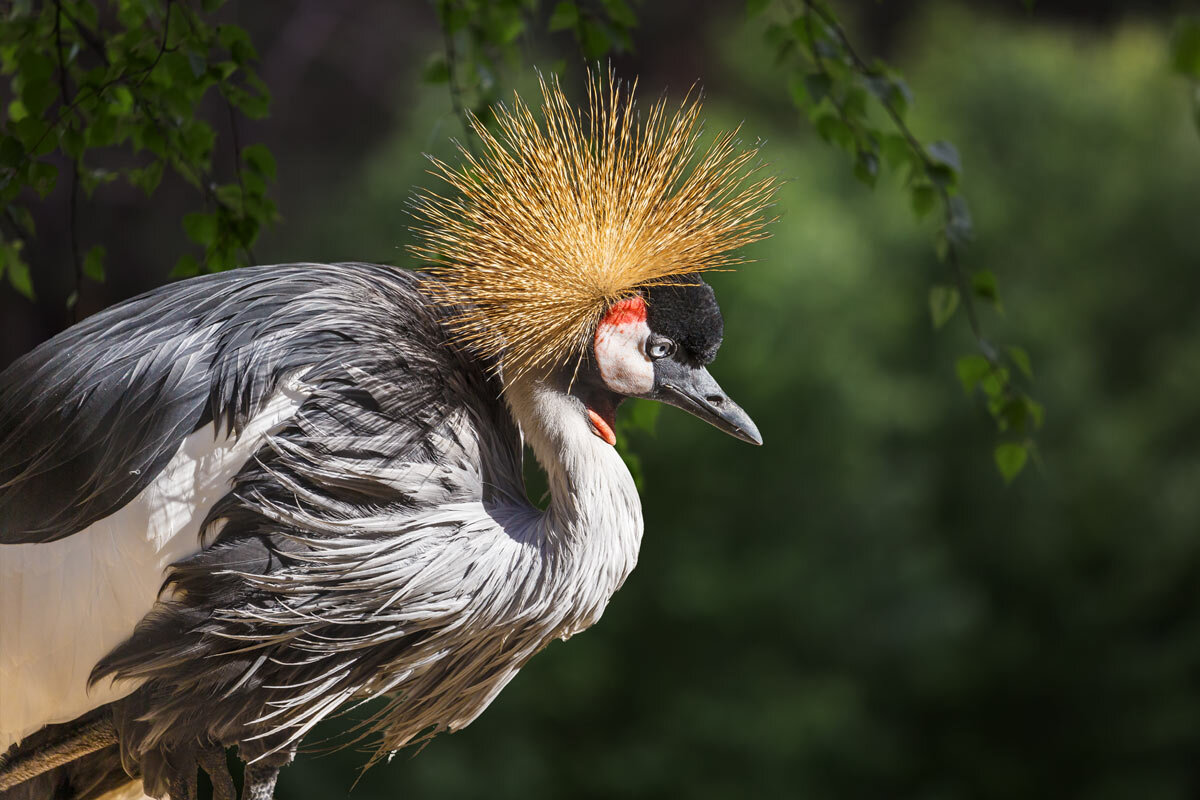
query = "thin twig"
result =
(226, 96, 256, 265)
(54, 0, 84, 321)
(133, 0, 174, 89)
(795, 7, 870, 159)
(438, 0, 478, 157)
(55, 2, 109, 65)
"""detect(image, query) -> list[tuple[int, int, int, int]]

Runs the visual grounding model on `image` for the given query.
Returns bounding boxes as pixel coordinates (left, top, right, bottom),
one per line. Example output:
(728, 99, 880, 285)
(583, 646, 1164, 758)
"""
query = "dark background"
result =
(5, 2, 1200, 798)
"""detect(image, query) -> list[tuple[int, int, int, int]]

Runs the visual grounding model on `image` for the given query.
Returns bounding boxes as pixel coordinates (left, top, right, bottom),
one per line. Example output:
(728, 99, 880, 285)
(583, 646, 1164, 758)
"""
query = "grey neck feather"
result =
(502, 375, 644, 625)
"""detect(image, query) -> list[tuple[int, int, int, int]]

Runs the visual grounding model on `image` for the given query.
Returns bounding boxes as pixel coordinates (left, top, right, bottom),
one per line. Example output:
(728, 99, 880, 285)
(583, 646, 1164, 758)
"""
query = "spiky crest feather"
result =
(410, 71, 777, 381)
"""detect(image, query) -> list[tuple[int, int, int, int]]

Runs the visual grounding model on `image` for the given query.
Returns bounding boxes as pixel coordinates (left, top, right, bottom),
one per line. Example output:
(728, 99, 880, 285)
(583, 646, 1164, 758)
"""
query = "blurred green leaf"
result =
(600, 0, 637, 29)
(927, 139, 962, 173)
(579, 19, 610, 59)
(910, 183, 936, 219)
(1024, 395, 1045, 428)
(21, 74, 56, 117)
(422, 54, 450, 84)
(10, 206, 34, 236)
(548, 1, 579, 32)
(853, 149, 878, 187)
(980, 366, 1010, 400)
(746, 0, 772, 19)
(243, 143, 276, 180)
(1007, 345, 1033, 379)
(108, 85, 135, 116)
(8, 99, 29, 122)
(842, 86, 868, 120)
(880, 132, 912, 170)
(929, 285, 960, 329)
(814, 113, 852, 150)
(183, 212, 217, 246)
(994, 441, 1029, 483)
(28, 160, 57, 197)
(787, 74, 807, 108)
(127, 160, 164, 194)
(971, 268, 999, 306)
(1169, 16, 1200, 78)
(956, 354, 991, 395)
(60, 126, 85, 159)
(83, 245, 106, 282)
(804, 72, 832, 105)
(0, 136, 24, 167)
(4, 245, 33, 299)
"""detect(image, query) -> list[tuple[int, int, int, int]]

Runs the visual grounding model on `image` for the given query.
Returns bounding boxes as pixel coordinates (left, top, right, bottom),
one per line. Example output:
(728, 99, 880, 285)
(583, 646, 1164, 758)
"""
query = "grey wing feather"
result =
(0, 262, 515, 544)
(0, 264, 340, 543)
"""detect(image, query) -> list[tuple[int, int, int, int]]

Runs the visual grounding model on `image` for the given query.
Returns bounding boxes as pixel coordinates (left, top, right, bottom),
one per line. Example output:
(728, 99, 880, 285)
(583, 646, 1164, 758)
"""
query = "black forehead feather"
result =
(641, 276, 724, 364)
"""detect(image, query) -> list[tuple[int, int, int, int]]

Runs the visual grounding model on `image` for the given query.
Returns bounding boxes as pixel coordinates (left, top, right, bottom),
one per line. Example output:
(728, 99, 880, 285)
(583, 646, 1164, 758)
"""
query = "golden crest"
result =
(410, 70, 777, 381)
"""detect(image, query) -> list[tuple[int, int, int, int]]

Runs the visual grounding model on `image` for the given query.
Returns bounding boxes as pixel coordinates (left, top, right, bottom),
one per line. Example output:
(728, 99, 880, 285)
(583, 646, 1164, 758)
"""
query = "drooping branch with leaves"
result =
(746, 0, 1043, 480)
(0, 0, 276, 310)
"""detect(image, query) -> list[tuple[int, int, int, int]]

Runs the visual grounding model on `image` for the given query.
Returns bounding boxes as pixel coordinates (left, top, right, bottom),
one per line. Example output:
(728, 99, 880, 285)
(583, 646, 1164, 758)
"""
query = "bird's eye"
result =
(646, 338, 676, 360)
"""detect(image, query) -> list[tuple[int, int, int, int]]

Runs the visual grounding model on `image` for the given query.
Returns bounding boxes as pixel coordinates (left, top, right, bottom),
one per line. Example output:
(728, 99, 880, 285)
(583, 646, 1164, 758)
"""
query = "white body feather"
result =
(0, 379, 309, 751)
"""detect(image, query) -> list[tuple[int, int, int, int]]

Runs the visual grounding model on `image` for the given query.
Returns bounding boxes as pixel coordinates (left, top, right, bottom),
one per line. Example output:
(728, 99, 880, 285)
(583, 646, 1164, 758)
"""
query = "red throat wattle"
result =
(586, 408, 617, 446)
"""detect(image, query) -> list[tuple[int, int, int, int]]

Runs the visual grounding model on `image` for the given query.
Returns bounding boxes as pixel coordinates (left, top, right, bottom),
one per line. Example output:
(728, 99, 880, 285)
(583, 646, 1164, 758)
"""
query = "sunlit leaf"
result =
(994, 442, 1029, 483)
(955, 354, 991, 395)
(83, 245, 106, 282)
(5, 251, 33, 299)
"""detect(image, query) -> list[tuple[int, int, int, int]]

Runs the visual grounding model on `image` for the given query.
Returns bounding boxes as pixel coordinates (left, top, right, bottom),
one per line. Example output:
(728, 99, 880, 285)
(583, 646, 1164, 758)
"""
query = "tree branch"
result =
(226, 96, 256, 265)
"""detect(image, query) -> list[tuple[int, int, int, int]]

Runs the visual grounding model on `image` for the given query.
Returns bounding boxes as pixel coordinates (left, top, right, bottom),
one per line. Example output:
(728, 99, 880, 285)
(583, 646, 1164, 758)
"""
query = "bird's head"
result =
(411, 70, 775, 447)
(571, 277, 760, 446)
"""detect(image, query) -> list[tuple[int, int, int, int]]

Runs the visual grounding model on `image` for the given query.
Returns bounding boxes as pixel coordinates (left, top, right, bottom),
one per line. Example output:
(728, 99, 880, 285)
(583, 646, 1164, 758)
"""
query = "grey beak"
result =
(656, 364, 763, 446)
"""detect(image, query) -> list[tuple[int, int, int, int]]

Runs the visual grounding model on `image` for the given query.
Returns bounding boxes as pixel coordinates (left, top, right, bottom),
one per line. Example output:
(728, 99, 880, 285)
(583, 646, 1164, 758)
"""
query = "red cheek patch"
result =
(593, 295, 654, 397)
(599, 296, 647, 329)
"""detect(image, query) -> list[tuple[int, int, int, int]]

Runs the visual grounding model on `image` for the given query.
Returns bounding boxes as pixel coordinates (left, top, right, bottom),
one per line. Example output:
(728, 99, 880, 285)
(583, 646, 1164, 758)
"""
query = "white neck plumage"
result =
(502, 375, 644, 630)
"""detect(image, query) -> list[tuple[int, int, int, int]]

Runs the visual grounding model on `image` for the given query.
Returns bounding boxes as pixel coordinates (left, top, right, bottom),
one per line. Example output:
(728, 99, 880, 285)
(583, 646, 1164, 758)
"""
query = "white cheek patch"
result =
(594, 297, 654, 395)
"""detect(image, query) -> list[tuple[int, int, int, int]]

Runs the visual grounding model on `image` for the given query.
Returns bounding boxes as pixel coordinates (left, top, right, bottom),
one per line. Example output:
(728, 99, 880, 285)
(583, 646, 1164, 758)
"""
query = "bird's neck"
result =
(503, 375, 643, 606)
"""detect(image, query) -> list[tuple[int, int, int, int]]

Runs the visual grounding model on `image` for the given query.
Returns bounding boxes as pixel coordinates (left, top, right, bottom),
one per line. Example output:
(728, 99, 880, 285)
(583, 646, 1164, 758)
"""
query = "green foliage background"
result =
(5, 2, 1200, 798)
(281, 8, 1198, 799)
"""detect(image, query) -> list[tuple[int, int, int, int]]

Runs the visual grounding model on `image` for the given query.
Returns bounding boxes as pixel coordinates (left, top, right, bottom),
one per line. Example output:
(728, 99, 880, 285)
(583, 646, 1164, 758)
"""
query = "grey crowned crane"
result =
(0, 75, 776, 800)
